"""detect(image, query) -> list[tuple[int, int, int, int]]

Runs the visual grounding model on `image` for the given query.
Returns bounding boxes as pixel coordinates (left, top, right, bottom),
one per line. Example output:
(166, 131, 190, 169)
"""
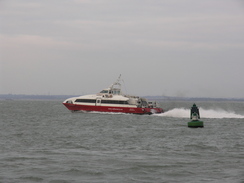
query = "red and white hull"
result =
(63, 75, 164, 115)
(63, 103, 163, 114)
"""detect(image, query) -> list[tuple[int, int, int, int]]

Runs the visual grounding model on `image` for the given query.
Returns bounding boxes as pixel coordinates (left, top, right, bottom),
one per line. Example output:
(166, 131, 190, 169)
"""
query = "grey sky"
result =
(1, 0, 244, 98)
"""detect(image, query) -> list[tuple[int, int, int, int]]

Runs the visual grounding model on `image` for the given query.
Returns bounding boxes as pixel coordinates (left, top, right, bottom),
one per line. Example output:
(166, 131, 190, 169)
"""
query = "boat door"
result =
(96, 98, 101, 106)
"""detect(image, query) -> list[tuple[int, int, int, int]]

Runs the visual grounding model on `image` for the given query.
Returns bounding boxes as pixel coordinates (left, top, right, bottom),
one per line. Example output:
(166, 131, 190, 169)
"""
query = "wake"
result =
(157, 108, 244, 119)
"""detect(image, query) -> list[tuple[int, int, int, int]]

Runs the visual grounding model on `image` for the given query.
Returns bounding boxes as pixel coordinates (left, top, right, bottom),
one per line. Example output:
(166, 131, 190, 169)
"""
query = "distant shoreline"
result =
(0, 94, 243, 102)
(0, 94, 73, 101)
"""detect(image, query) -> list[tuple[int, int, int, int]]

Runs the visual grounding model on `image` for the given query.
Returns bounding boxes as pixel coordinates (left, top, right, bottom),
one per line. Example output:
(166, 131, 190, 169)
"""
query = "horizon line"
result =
(0, 94, 243, 100)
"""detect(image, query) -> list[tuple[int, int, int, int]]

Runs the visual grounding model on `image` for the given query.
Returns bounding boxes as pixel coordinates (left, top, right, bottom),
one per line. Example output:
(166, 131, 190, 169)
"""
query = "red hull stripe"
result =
(63, 103, 163, 114)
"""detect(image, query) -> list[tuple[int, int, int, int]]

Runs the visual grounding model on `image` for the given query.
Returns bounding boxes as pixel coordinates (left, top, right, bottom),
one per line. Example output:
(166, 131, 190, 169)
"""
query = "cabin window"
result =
(101, 100, 129, 104)
(112, 90, 120, 95)
(75, 99, 96, 103)
(100, 90, 108, 93)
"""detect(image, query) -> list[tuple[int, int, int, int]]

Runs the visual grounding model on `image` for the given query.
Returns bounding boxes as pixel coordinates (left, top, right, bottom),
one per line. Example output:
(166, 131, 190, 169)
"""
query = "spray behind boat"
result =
(188, 103, 204, 128)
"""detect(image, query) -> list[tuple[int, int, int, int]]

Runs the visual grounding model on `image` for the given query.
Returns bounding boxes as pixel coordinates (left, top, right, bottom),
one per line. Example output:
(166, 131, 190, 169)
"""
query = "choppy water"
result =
(0, 100, 244, 183)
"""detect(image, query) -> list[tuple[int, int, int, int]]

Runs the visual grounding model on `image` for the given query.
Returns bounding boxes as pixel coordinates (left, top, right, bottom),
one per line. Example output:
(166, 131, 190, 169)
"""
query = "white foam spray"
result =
(157, 108, 244, 119)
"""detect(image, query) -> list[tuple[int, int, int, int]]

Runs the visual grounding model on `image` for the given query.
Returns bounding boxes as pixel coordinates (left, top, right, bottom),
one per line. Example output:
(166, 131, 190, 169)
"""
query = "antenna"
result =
(115, 74, 121, 85)
(110, 74, 121, 89)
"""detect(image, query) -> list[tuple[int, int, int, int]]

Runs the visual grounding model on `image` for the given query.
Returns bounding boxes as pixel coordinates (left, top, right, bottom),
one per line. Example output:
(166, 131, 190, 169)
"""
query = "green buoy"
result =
(188, 104, 204, 128)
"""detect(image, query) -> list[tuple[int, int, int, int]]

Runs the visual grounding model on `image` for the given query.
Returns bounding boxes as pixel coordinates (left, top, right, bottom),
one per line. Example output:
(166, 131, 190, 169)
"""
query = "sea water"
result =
(0, 100, 243, 183)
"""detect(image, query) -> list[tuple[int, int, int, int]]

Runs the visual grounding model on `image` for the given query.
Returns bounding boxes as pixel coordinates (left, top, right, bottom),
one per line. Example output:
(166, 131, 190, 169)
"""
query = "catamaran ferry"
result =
(63, 75, 163, 114)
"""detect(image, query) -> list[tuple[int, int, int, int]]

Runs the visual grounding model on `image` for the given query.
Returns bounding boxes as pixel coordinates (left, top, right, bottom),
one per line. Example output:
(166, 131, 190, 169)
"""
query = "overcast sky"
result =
(1, 0, 244, 98)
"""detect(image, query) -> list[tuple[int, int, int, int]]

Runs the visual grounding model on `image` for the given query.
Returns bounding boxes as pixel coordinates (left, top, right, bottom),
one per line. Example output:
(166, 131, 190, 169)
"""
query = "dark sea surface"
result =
(0, 100, 244, 183)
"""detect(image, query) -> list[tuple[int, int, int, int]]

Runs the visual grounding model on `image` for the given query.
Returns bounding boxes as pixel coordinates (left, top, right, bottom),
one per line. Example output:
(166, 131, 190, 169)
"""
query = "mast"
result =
(110, 74, 122, 95)
(110, 74, 121, 88)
